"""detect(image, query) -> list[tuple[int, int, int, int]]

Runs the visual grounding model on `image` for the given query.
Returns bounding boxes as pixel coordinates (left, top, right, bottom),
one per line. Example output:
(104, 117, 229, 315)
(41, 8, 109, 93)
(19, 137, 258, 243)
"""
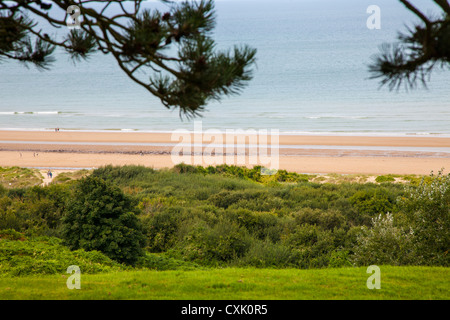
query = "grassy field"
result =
(0, 266, 448, 300)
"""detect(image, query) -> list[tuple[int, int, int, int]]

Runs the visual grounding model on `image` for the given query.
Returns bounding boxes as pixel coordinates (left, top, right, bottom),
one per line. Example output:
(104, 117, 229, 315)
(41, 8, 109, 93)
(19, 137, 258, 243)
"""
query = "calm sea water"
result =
(0, 0, 449, 135)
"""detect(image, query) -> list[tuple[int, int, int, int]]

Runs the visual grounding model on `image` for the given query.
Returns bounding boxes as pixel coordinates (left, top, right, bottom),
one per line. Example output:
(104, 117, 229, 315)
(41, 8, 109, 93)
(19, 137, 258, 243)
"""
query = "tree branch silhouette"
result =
(0, 0, 257, 118)
(369, 0, 450, 90)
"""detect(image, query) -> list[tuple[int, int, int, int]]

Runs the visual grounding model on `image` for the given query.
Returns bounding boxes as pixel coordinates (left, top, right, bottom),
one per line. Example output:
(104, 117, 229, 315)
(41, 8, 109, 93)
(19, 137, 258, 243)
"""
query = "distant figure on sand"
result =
(47, 170, 52, 179)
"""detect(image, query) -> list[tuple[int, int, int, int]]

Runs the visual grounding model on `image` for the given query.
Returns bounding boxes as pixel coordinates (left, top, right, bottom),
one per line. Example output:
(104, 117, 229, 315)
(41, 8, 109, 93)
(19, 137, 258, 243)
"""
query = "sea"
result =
(0, 0, 449, 136)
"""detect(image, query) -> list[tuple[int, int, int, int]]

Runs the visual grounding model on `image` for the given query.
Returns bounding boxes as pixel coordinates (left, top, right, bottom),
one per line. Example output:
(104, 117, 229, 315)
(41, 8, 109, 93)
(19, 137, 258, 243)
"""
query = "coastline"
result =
(0, 130, 449, 175)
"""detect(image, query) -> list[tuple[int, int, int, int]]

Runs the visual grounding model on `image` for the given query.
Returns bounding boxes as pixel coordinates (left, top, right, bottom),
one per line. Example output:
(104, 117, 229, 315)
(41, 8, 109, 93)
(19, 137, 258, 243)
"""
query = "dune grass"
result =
(51, 169, 92, 184)
(0, 167, 43, 188)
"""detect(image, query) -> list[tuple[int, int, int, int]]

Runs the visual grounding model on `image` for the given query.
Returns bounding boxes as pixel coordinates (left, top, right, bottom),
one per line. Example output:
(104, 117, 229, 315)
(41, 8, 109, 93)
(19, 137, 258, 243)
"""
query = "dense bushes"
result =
(92, 165, 155, 184)
(349, 189, 395, 216)
(352, 170, 450, 267)
(182, 219, 252, 264)
(0, 165, 448, 271)
(172, 163, 309, 184)
(0, 184, 70, 236)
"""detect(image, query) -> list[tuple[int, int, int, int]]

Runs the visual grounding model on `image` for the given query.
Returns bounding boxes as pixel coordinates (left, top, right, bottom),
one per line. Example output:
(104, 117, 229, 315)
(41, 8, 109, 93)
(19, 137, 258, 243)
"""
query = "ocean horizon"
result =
(1, 0, 449, 135)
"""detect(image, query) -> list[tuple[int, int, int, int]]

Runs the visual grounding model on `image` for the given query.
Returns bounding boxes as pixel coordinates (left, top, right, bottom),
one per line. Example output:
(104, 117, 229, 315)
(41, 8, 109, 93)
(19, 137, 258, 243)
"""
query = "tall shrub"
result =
(62, 176, 145, 265)
(352, 213, 415, 266)
(399, 170, 450, 266)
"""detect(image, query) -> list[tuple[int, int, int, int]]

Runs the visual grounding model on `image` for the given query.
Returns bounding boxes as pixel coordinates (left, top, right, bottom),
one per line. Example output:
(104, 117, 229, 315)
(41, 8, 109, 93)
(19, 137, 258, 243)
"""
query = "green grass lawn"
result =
(0, 266, 448, 300)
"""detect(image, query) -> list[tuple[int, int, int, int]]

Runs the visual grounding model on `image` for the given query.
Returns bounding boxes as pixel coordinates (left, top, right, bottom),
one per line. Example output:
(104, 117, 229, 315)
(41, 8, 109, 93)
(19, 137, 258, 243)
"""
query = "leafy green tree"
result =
(370, 0, 450, 90)
(61, 176, 146, 265)
(0, 0, 256, 117)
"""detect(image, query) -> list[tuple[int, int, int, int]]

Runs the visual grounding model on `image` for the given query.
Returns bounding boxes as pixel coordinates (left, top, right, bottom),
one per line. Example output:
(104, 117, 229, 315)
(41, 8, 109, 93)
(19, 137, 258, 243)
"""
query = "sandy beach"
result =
(1, 130, 449, 175)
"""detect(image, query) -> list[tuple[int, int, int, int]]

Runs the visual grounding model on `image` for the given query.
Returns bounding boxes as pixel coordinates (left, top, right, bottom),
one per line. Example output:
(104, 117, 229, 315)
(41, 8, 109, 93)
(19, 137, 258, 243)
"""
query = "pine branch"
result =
(0, 0, 257, 117)
(369, 0, 449, 91)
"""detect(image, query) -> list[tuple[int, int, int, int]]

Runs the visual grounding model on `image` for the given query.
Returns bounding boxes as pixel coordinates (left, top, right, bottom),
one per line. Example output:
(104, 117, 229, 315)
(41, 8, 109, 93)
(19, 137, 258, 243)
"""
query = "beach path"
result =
(39, 169, 62, 186)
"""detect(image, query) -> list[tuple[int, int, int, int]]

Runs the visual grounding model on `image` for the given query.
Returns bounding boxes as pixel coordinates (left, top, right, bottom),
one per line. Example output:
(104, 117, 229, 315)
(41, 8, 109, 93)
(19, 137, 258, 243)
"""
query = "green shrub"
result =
(375, 175, 396, 183)
(0, 237, 124, 276)
(209, 190, 246, 209)
(0, 206, 23, 231)
(225, 209, 282, 242)
(328, 250, 353, 268)
(282, 223, 344, 268)
(351, 213, 416, 266)
(292, 208, 346, 230)
(0, 184, 70, 236)
(349, 189, 394, 216)
(398, 170, 450, 266)
(92, 165, 155, 183)
(172, 163, 200, 174)
(61, 176, 146, 265)
(0, 184, 6, 196)
(0, 229, 26, 241)
(142, 207, 184, 252)
(275, 170, 309, 183)
(173, 164, 267, 183)
(209, 189, 284, 212)
(182, 219, 252, 265)
(236, 239, 298, 268)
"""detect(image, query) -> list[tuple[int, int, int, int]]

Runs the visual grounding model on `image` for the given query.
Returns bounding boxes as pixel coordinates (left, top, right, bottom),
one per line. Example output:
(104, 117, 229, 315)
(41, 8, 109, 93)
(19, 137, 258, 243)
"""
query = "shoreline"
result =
(1, 130, 450, 146)
(0, 130, 449, 175)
